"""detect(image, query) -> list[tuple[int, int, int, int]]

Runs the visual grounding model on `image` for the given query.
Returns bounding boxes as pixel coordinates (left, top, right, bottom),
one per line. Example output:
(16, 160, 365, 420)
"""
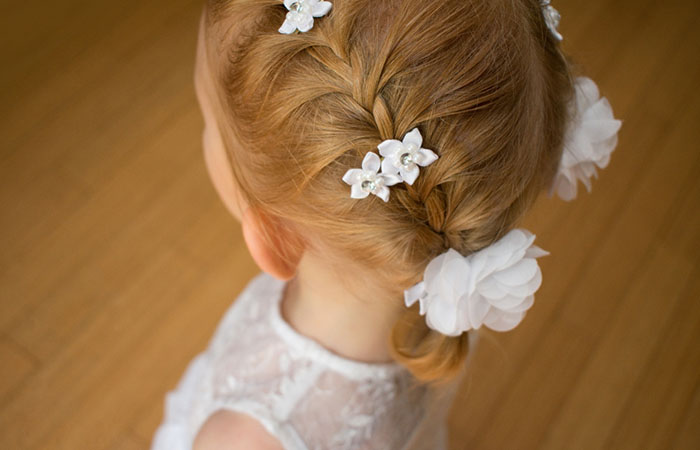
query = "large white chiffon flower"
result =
(549, 76, 622, 202)
(342, 152, 402, 202)
(278, 0, 332, 34)
(404, 229, 549, 336)
(378, 128, 439, 185)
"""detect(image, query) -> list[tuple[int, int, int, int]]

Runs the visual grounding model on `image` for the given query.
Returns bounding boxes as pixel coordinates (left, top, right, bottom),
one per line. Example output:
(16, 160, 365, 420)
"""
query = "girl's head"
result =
(195, 0, 574, 382)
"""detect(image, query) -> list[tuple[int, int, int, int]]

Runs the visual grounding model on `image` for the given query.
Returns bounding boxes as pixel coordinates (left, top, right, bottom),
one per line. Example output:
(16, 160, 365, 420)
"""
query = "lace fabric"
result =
(151, 272, 478, 450)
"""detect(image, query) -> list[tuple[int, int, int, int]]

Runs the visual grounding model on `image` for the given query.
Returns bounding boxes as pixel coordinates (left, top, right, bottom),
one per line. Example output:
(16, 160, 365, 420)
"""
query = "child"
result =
(151, 0, 621, 449)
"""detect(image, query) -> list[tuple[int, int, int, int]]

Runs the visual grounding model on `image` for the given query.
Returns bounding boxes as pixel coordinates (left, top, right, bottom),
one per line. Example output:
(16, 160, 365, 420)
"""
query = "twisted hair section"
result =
(204, 0, 573, 382)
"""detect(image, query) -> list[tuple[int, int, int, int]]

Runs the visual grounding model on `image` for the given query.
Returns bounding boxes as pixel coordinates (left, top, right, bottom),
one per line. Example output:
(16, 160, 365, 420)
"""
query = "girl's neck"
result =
(280, 252, 403, 364)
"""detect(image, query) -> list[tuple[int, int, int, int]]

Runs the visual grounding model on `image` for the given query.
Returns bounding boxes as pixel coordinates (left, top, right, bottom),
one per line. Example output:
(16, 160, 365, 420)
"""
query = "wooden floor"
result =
(1, 1, 699, 449)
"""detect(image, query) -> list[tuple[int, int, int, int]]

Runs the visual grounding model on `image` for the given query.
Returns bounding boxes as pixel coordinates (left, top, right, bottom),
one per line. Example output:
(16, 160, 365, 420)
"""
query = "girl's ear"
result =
(241, 207, 305, 281)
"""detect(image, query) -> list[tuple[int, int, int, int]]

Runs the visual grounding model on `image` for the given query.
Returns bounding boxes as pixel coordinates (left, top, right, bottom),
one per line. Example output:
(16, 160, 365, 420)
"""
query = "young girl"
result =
(151, 0, 621, 449)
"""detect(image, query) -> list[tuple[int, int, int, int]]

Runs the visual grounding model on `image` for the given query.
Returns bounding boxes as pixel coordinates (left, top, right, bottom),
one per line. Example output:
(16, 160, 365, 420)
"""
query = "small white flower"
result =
(278, 0, 332, 34)
(541, 1, 563, 41)
(342, 152, 402, 202)
(550, 77, 622, 201)
(377, 128, 439, 185)
(404, 229, 549, 336)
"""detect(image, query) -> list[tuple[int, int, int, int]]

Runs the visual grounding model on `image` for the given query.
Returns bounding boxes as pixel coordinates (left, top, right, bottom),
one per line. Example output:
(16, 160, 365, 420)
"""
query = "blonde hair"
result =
(203, 0, 574, 383)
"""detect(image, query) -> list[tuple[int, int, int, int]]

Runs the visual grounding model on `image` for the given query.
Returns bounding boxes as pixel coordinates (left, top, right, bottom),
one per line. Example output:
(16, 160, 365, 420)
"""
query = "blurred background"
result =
(1, 1, 699, 449)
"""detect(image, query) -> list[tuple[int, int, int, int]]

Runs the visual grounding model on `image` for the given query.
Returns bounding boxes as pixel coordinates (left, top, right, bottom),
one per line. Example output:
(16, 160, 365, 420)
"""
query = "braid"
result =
(206, 0, 575, 383)
(308, 33, 451, 246)
(424, 188, 447, 234)
(307, 40, 395, 140)
(371, 93, 394, 140)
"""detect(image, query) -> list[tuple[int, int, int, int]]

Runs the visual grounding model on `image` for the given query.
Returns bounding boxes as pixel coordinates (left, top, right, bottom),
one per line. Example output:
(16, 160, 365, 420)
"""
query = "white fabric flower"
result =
(404, 229, 549, 336)
(541, 1, 563, 41)
(342, 152, 402, 202)
(278, 0, 332, 34)
(378, 128, 439, 185)
(550, 76, 622, 202)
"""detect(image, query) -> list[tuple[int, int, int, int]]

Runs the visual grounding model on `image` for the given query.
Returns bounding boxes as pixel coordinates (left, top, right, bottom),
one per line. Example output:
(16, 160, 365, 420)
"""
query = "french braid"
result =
(205, 0, 573, 382)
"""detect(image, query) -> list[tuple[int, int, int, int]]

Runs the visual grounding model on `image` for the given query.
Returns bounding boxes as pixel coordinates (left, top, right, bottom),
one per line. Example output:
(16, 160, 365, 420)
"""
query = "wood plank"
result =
(0, 0, 201, 268)
(539, 155, 700, 448)
(671, 380, 700, 450)
(37, 250, 257, 450)
(4, 106, 205, 360)
(108, 432, 148, 450)
(0, 334, 38, 405)
(450, 1, 700, 447)
(604, 271, 700, 449)
(0, 247, 193, 449)
(0, 0, 198, 153)
(1, 0, 699, 449)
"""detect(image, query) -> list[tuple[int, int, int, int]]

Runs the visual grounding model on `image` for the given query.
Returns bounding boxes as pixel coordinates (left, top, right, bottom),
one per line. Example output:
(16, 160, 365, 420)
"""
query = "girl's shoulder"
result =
(193, 410, 284, 450)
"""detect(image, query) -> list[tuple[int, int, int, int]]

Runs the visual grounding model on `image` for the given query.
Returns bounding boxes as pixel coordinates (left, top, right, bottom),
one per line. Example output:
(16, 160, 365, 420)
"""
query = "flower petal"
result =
(377, 139, 403, 157)
(550, 173, 577, 201)
(342, 168, 362, 185)
(426, 299, 460, 336)
(381, 157, 399, 176)
(551, 77, 621, 201)
(482, 309, 525, 332)
(424, 249, 465, 294)
(400, 164, 420, 185)
(297, 15, 314, 32)
(466, 294, 490, 329)
(374, 185, 390, 202)
(491, 258, 539, 287)
(416, 148, 438, 166)
(381, 173, 402, 186)
(575, 77, 600, 107)
(312, 1, 333, 17)
(350, 183, 369, 199)
(362, 152, 380, 173)
(477, 276, 509, 301)
(404, 282, 425, 308)
(402, 128, 423, 148)
(525, 245, 550, 259)
(507, 294, 535, 313)
(278, 19, 297, 34)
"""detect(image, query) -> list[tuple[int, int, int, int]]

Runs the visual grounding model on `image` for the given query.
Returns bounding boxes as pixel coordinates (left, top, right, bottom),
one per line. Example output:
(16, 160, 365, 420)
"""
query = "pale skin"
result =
(191, 14, 405, 450)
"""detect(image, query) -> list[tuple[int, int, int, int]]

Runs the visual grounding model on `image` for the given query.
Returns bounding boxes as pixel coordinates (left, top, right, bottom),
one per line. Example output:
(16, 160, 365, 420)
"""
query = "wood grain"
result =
(1, 1, 698, 449)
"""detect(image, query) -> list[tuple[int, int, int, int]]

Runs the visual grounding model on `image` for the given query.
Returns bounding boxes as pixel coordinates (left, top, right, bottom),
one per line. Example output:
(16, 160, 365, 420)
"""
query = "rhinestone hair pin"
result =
(278, 0, 333, 34)
(541, 1, 563, 41)
(342, 128, 439, 202)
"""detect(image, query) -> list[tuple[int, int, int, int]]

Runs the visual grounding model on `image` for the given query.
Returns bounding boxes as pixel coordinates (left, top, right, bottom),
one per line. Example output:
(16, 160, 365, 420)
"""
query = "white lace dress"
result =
(150, 272, 479, 450)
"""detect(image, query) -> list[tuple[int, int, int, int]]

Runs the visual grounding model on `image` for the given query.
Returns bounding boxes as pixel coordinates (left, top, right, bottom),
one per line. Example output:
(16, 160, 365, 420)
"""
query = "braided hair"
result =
(204, 0, 573, 382)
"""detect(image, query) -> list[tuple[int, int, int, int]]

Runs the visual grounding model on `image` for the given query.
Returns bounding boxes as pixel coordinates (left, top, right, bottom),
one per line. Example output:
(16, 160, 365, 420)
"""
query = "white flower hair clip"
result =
(549, 76, 622, 201)
(278, 0, 332, 34)
(342, 152, 402, 202)
(404, 229, 549, 336)
(541, 1, 563, 41)
(342, 127, 439, 202)
(378, 128, 439, 185)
